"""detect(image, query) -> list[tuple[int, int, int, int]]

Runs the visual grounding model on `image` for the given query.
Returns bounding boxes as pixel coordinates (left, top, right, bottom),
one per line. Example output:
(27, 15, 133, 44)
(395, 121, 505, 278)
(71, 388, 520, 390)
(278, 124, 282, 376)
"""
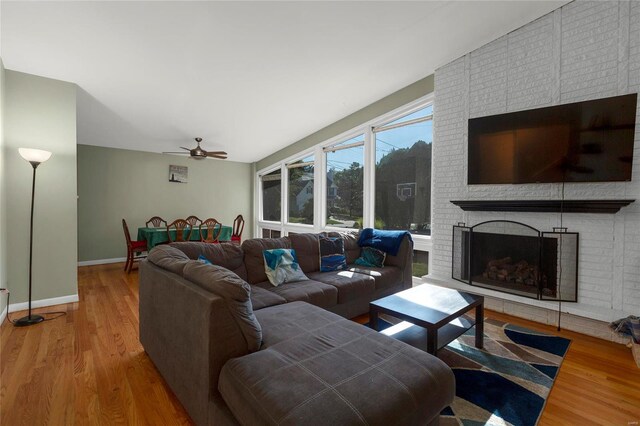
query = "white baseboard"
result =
(0, 306, 6, 324)
(8, 294, 79, 313)
(78, 257, 126, 266)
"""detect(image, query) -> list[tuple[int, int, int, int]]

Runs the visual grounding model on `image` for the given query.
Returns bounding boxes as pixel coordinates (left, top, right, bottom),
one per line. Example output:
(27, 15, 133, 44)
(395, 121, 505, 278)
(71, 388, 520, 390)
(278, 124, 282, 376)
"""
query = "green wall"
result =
(256, 75, 434, 170)
(5, 70, 78, 304)
(0, 59, 6, 315)
(77, 145, 253, 262)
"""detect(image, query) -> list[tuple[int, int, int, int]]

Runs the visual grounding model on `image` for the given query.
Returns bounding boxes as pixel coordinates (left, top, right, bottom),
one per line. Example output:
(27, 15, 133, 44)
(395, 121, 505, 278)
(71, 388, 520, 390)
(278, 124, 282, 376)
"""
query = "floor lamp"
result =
(14, 148, 52, 327)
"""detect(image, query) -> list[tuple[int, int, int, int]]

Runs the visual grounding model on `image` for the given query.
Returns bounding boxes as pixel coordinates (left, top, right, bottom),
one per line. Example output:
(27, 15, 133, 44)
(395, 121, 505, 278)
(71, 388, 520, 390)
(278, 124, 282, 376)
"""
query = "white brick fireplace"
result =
(426, 0, 640, 339)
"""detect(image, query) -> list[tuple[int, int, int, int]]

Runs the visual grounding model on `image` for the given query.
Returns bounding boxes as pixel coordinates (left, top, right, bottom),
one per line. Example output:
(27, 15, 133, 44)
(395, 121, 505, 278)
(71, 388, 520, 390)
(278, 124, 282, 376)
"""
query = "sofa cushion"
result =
(252, 280, 338, 309)
(169, 241, 248, 280)
(250, 286, 287, 311)
(242, 237, 290, 284)
(348, 265, 402, 292)
(183, 262, 262, 352)
(220, 301, 455, 426)
(354, 246, 386, 268)
(147, 245, 191, 275)
(263, 248, 308, 286)
(288, 233, 320, 273)
(307, 270, 375, 304)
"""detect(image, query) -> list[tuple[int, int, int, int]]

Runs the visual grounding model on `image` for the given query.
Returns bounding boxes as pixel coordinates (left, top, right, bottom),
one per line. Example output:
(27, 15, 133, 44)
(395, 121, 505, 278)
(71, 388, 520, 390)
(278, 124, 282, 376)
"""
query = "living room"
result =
(1, 1, 639, 425)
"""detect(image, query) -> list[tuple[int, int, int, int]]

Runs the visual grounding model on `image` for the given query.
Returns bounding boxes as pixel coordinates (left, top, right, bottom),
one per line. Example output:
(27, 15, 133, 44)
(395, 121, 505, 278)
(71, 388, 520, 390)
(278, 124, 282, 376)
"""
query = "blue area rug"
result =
(368, 317, 570, 426)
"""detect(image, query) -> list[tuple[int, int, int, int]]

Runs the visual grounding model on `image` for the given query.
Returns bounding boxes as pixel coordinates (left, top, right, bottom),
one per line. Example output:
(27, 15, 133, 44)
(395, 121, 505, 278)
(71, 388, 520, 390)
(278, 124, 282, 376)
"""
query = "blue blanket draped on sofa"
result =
(357, 228, 413, 256)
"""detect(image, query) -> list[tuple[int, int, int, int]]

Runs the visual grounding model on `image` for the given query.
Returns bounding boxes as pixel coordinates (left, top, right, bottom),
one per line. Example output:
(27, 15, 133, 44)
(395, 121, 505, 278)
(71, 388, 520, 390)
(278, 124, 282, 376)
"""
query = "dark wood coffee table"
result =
(369, 284, 484, 355)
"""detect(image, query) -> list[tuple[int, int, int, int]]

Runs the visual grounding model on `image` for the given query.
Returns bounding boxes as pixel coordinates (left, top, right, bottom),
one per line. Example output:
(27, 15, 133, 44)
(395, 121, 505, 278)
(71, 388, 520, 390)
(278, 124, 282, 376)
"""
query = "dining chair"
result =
(185, 215, 202, 227)
(231, 214, 245, 244)
(122, 218, 148, 273)
(167, 219, 192, 243)
(145, 216, 167, 228)
(200, 218, 223, 243)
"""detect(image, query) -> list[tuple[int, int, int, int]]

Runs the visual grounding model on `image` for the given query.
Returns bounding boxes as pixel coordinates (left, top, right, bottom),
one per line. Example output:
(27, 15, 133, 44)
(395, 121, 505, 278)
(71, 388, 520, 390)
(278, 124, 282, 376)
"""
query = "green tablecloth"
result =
(137, 225, 233, 249)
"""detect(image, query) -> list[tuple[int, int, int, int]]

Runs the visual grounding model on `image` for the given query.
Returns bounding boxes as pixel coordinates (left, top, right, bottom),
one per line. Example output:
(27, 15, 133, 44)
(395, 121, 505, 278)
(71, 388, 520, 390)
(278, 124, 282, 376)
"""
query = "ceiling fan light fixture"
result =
(163, 137, 228, 160)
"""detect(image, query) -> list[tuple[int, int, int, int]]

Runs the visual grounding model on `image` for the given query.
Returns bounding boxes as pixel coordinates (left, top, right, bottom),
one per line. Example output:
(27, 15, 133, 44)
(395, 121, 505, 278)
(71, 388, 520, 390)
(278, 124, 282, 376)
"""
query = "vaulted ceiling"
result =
(1, 1, 567, 162)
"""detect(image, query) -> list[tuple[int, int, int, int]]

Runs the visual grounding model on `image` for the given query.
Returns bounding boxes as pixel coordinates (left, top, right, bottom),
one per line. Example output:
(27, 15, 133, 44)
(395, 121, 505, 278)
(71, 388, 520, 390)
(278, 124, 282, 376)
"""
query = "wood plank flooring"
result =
(1, 262, 639, 425)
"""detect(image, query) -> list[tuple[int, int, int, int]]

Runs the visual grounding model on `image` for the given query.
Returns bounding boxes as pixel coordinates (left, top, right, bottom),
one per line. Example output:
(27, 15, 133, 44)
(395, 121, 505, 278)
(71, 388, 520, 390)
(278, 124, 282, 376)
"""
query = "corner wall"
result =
(4, 70, 78, 305)
(431, 1, 640, 322)
(0, 58, 7, 318)
(77, 144, 253, 262)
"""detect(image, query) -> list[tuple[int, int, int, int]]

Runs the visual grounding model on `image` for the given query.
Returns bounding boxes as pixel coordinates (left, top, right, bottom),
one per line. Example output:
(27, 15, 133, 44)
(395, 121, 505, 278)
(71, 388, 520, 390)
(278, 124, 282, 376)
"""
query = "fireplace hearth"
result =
(452, 220, 578, 302)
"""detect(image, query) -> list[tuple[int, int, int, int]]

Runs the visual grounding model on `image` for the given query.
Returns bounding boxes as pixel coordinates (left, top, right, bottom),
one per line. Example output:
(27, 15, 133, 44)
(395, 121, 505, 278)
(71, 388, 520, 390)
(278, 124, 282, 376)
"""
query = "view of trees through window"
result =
(261, 169, 281, 221)
(375, 106, 432, 235)
(260, 103, 433, 239)
(287, 155, 314, 224)
(325, 136, 364, 228)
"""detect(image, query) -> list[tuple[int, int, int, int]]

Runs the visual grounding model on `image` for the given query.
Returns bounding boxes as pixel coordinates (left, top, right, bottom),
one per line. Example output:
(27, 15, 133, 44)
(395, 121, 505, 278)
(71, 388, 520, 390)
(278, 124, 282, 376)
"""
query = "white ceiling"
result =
(1, 1, 567, 163)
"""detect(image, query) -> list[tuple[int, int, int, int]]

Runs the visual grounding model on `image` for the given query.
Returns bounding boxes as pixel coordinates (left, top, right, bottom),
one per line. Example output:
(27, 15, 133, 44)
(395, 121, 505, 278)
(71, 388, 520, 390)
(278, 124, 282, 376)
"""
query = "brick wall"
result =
(431, 0, 640, 323)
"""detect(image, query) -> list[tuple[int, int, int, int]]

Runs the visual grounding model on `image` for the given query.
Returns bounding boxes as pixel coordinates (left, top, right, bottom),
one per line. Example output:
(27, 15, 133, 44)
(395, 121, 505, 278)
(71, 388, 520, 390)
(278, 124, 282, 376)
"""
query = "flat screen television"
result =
(468, 93, 637, 184)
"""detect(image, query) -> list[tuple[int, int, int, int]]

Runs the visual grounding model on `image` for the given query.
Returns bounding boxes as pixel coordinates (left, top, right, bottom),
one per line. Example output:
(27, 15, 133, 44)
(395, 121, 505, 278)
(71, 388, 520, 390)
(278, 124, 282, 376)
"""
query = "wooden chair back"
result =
(185, 215, 202, 227)
(146, 216, 167, 228)
(200, 218, 223, 243)
(231, 214, 245, 243)
(167, 219, 192, 242)
(122, 218, 133, 247)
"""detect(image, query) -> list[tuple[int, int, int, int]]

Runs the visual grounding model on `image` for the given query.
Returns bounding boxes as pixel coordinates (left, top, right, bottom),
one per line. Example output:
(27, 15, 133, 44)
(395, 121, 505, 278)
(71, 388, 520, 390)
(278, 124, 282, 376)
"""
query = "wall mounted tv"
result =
(468, 93, 637, 184)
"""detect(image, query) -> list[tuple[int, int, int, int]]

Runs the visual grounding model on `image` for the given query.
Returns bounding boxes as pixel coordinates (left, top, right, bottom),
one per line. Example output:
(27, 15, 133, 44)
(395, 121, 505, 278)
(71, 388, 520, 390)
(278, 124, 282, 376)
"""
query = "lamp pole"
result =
(15, 148, 51, 327)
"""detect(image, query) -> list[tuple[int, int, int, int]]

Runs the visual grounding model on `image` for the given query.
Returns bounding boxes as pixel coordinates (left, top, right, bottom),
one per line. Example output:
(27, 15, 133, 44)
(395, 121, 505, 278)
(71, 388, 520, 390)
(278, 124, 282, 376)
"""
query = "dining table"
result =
(137, 225, 233, 250)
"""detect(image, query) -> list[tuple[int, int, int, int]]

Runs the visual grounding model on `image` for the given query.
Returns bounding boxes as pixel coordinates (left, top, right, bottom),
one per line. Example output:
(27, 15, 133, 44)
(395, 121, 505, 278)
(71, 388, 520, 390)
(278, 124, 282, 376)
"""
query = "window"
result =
(261, 169, 281, 222)
(412, 250, 429, 277)
(374, 105, 432, 235)
(256, 95, 433, 258)
(261, 228, 281, 238)
(325, 135, 364, 229)
(287, 155, 314, 225)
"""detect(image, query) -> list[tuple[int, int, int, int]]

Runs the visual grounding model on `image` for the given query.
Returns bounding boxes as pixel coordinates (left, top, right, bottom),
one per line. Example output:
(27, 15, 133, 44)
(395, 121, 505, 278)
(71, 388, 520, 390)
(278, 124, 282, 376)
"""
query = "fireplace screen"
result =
(452, 220, 578, 302)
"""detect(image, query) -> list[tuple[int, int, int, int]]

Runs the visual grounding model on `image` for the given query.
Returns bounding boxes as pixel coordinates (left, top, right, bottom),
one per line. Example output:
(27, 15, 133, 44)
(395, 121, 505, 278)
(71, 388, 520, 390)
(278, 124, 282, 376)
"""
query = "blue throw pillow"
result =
(319, 237, 347, 272)
(354, 246, 386, 268)
(263, 248, 308, 286)
(198, 254, 212, 265)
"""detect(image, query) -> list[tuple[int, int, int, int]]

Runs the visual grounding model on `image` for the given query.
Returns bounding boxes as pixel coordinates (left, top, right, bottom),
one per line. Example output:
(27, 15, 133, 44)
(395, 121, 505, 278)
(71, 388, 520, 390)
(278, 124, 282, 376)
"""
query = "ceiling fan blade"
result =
(163, 151, 190, 154)
(180, 147, 192, 151)
(206, 152, 227, 159)
(206, 151, 227, 155)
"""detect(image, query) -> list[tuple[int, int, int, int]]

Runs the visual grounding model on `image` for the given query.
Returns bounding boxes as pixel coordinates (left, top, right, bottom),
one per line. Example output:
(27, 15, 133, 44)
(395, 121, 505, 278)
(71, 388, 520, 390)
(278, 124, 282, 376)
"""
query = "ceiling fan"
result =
(163, 138, 228, 160)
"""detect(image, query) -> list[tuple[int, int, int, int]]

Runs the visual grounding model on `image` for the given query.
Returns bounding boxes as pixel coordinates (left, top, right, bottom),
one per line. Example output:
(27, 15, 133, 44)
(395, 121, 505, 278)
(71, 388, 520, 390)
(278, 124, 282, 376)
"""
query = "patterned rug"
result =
(370, 317, 571, 426)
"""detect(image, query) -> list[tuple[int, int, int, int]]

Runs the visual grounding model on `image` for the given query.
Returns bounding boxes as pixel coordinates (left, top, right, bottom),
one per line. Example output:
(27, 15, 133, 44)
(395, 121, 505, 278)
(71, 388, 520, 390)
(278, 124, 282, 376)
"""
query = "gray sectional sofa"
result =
(139, 232, 455, 426)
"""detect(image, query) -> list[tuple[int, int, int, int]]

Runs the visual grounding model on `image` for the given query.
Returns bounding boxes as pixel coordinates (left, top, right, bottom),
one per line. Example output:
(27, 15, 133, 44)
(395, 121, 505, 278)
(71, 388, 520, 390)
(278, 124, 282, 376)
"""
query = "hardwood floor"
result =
(1, 263, 639, 425)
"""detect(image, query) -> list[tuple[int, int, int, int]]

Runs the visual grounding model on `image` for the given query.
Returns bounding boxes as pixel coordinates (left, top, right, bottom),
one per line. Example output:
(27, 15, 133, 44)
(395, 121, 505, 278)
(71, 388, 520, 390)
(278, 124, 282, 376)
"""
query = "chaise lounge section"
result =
(139, 232, 455, 425)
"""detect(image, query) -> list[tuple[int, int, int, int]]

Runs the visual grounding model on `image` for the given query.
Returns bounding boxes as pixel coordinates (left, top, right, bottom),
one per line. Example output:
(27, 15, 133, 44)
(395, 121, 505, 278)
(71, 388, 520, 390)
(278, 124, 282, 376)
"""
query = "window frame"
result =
(371, 103, 434, 241)
(255, 94, 433, 267)
(284, 154, 316, 228)
(321, 131, 366, 233)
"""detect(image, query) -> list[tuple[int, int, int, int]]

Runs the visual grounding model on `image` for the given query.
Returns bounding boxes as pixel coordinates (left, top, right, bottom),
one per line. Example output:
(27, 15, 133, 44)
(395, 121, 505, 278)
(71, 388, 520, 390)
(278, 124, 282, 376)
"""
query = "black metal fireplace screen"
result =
(452, 220, 578, 302)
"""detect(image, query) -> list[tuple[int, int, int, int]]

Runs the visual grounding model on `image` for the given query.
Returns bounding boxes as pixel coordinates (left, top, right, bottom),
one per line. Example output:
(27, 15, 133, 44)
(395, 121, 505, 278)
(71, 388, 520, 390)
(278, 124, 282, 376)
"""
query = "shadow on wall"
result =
(76, 88, 227, 152)
(76, 87, 148, 146)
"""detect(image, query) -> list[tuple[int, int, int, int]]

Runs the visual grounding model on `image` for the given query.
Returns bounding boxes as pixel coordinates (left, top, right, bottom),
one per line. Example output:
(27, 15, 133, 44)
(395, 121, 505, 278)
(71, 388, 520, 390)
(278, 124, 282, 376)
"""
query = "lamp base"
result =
(14, 314, 45, 327)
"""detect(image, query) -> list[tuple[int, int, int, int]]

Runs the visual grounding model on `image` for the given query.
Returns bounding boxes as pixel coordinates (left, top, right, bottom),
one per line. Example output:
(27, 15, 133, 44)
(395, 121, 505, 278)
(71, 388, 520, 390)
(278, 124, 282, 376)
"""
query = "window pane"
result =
(287, 156, 314, 225)
(261, 169, 281, 222)
(383, 105, 433, 127)
(412, 250, 429, 277)
(326, 135, 364, 228)
(375, 106, 432, 235)
(261, 228, 281, 238)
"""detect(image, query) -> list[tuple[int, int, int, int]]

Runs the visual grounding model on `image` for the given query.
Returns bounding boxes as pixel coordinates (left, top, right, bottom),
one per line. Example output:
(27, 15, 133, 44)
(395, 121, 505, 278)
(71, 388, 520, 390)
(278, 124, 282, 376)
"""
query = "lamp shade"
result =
(18, 148, 52, 164)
